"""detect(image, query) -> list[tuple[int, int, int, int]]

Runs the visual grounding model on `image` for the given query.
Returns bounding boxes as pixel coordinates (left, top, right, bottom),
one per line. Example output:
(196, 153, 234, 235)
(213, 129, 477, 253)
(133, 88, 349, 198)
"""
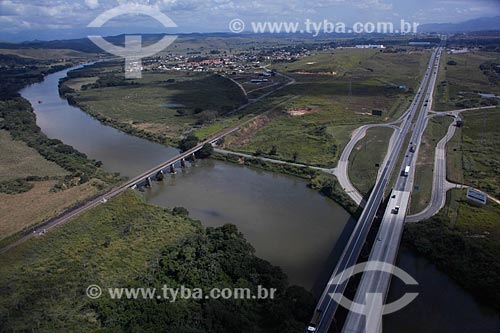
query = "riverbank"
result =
(58, 63, 360, 218)
(58, 62, 248, 146)
(212, 152, 360, 218)
(0, 190, 314, 332)
(403, 189, 500, 312)
(0, 56, 120, 242)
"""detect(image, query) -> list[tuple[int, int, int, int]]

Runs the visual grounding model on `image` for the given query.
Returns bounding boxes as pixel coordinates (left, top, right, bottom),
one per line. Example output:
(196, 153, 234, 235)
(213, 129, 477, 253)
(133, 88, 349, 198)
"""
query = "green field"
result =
(434, 51, 500, 111)
(63, 67, 248, 141)
(410, 117, 453, 214)
(222, 49, 429, 168)
(348, 126, 394, 196)
(0, 191, 312, 332)
(447, 108, 500, 198)
(0, 130, 67, 182)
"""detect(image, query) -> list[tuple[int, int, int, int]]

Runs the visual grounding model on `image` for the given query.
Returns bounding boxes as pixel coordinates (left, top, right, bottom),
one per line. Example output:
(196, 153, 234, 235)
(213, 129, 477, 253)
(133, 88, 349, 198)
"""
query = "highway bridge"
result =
(341, 47, 443, 333)
(308, 47, 442, 333)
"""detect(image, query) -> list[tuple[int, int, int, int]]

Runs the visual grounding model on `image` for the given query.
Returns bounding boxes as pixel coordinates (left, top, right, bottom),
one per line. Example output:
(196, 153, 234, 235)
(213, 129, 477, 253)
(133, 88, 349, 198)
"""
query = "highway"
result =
(336, 124, 400, 206)
(308, 47, 441, 333)
(341, 47, 443, 333)
(406, 106, 499, 222)
(0, 126, 240, 255)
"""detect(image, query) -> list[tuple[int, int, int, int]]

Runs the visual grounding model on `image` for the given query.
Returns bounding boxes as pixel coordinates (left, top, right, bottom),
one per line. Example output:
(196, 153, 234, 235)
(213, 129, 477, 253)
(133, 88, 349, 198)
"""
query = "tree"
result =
(196, 110, 217, 125)
(269, 145, 277, 156)
(292, 152, 298, 162)
(178, 134, 198, 152)
(172, 206, 189, 217)
(196, 143, 214, 158)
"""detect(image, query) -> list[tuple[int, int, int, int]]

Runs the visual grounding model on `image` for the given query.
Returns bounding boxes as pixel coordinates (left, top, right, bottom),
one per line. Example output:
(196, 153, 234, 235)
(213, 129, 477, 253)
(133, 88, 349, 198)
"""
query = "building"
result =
(355, 44, 385, 49)
(409, 42, 431, 46)
(466, 188, 487, 205)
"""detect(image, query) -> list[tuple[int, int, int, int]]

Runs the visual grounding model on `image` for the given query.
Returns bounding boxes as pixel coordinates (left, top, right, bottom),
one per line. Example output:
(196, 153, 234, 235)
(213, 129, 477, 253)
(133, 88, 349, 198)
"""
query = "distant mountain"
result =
(0, 32, 244, 53)
(419, 16, 500, 33)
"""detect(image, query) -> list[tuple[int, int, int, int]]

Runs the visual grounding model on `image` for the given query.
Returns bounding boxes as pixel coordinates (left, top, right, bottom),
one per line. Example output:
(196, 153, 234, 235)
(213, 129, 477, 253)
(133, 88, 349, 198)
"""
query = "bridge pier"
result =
(169, 164, 177, 174)
(156, 170, 164, 181)
(181, 158, 187, 168)
(146, 176, 153, 188)
(191, 153, 196, 163)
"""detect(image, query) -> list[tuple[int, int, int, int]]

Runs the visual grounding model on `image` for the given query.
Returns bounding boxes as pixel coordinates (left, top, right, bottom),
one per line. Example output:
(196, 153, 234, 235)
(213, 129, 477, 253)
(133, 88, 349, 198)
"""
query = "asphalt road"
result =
(406, 105, 499, 222)
(308, 48, 441, 333)
(340, 47, 443, 333)
(336, 124, 400, 207)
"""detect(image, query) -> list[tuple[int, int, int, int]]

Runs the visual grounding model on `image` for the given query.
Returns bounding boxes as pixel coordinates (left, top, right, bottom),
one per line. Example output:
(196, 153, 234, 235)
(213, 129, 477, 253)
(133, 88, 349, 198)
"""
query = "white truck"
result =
(403, 166, 410, 177)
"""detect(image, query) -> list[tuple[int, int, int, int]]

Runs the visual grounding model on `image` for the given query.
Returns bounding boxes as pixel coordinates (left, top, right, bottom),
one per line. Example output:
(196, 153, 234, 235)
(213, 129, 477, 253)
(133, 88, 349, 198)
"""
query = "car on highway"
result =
(306, 309, 322, 332)
(392, 206, 400, 214)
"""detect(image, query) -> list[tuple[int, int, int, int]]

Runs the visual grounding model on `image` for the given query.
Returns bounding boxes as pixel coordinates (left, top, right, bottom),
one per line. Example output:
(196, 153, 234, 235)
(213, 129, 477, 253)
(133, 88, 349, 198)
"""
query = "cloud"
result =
(0, 0, 20, 16)
(85, 0, 100, 10)
(1, 0, 499, 41)
(356, 0, 393, 11)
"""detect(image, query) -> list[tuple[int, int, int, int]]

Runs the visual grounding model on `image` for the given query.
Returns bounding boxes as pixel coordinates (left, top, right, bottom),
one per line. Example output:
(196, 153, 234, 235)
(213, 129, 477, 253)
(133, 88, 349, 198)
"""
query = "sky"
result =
(0, 0, 500, 41)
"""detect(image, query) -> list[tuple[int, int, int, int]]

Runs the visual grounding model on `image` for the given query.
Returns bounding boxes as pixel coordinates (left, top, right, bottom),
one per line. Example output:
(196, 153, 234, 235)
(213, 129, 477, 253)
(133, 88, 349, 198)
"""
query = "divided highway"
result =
(308, 48, 441, 333)
(341, 47, 443, 333)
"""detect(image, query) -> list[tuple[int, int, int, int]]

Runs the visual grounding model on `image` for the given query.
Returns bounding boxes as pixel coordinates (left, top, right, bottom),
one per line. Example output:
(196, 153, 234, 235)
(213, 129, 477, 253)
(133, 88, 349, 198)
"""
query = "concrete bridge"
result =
(0, 126, 240, 254)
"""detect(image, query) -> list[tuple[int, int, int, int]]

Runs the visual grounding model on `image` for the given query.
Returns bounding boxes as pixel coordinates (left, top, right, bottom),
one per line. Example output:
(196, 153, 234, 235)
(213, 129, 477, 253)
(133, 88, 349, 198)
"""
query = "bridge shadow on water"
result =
(310, 184, 395, 332)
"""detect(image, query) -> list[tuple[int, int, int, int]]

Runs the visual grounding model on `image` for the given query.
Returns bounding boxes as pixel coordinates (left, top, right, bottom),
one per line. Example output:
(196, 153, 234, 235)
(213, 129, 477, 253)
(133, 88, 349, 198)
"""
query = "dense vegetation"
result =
(0, 191, 314, 332)
(0, 97, 116, 192)
(0, 54, 72, 100)
(0, 54, 119, 194)
(94, 223, 314, 332)
(404, 191, 500, 311)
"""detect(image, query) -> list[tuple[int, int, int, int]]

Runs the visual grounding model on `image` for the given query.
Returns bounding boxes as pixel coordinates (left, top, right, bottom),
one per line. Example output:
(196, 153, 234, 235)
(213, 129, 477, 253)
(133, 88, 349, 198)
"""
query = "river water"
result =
(20, 65, 353, 291)
(20, 64, 499, 331)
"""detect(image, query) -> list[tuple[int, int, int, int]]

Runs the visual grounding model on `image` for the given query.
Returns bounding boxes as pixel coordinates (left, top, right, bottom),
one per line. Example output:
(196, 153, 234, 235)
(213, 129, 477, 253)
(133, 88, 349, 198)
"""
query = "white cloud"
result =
(356, 0, 393, 11)
(85, 0, 100, 10)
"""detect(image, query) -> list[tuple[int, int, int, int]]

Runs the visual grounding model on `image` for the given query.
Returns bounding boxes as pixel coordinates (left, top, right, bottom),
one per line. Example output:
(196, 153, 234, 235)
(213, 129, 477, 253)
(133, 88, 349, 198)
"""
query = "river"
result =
(20, 64, 499, 331)
(20, 64, 354, 291)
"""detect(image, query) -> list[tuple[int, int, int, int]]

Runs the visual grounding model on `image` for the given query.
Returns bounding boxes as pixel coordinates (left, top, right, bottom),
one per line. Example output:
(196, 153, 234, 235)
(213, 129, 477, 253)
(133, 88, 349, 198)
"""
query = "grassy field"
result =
(0, 190, 312, 332)
(222, 49, 430, 168)
(0, 180, 101, 239)
(409, 117, 453, 214)
(0, 48, 99, 61)
(224, 106, 358, 167)
(0, 130, 67, 181)
(348, 126, 394, 196)
(0, 53, 119, 241)
(447, 108, 500, 198)
(434, 51, 500, 111)
(404, 188, 500, 311)
(0, 131, 104, 239)
(0, 191, 198, 331)
(64, 67, 248, 141)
